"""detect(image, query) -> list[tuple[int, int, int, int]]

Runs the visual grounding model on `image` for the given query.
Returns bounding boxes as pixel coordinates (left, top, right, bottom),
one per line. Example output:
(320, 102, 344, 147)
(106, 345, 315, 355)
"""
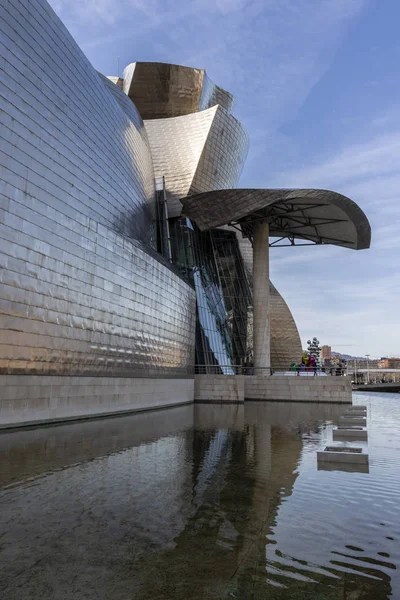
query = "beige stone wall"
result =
(194, 375, 350, 403)
(245, 375, 352, 403)
(194, 375, 244, 402)
(0, 376, 194, 429)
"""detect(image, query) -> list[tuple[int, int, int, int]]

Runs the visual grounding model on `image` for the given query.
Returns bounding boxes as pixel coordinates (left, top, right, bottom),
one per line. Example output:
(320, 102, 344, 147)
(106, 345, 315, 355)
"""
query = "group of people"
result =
(289, 356, 347, 376)
(290, 354, 319, 375)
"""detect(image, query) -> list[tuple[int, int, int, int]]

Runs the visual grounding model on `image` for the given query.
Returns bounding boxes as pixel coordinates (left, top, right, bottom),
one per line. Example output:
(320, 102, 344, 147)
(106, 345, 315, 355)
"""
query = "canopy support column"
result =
(253, 222, 270, 374)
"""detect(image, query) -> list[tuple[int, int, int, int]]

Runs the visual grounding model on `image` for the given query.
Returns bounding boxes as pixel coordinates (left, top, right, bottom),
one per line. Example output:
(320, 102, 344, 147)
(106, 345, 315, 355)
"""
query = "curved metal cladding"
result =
(233, 235, 302, 368)
(145, 107, 249, 217)
(189, 108, 249, 196)
(199, 74, 234, 113)
(144, 108, 218, 217)
(0, 0, 196, 376)
(269, 284, 302, 369)
(98, 73, 157, 224)
(182, 189, 371, 249)
(122, 62, 233, 120)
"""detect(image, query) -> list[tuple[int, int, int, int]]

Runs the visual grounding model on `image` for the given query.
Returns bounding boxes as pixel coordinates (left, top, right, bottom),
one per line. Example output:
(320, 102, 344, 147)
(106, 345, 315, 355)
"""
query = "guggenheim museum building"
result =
(0, 0, 370, 423)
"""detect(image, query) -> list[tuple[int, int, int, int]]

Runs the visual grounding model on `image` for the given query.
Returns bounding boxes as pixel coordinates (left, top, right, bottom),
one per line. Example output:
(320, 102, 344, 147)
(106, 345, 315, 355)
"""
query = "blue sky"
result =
(50, 0, 400, 358)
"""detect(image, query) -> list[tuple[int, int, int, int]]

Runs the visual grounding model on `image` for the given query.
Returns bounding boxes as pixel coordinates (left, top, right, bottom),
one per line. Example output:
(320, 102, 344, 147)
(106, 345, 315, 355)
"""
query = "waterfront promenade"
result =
(0, 373, 352, 429)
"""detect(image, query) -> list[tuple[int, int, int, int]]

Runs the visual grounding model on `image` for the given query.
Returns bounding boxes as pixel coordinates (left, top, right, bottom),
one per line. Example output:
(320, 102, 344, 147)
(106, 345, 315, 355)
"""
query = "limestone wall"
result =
(0, 376, 194, 429)
(245, 375, 352, 403)
(194, 375, 244, 402)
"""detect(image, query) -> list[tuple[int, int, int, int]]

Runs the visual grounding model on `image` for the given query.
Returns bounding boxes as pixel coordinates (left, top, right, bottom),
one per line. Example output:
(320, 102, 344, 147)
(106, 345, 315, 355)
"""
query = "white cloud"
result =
(272, 131, 400, 191)
(269, 121, 400, 357)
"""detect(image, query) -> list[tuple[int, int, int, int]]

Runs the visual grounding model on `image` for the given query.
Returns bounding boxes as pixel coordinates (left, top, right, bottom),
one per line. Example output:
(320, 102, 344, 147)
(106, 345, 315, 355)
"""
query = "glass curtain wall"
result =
(169, 218, 252, 373)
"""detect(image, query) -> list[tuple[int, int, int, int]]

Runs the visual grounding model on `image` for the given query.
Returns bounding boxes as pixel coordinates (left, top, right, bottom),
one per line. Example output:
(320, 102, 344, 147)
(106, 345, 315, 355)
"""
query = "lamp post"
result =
(365, 354, 370, 384)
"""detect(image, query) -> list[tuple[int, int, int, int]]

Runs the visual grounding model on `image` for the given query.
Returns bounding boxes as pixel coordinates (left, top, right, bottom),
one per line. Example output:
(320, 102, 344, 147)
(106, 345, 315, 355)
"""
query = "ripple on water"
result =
(0, 393, 399, 599)
(263, 393, 400, 598)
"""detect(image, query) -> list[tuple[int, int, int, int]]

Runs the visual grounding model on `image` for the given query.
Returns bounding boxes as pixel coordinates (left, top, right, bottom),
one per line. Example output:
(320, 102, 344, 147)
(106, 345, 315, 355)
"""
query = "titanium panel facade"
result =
(144, 108, 217, 218)
(269, 284, 302, 368)
(182, 189, 371, 250)
(190, 108, 249, 196)
(145, 107, 249, 217)
(0, 0, 196, 376)
(199, 74, 234, 113)
(122, 62, 233, 120)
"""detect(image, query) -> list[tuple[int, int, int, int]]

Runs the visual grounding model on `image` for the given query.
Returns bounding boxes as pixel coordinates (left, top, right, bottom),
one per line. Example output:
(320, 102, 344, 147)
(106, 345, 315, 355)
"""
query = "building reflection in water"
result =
(0, 396, 398, 599)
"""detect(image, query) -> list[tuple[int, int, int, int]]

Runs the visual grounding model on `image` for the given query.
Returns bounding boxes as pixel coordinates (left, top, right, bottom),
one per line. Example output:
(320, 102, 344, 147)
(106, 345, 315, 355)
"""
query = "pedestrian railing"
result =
(194, 365, 345, 376)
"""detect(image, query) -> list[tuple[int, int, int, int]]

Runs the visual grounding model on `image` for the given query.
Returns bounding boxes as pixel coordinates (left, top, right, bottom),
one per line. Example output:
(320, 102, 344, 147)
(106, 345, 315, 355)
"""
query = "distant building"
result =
(361, 359, 379, 368)
(377, 358, 400, 369)
(321, 346, 332, 360)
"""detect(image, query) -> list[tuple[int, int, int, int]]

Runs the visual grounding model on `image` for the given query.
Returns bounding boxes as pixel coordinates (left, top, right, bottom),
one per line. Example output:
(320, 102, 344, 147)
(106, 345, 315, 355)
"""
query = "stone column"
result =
(253, 222, 270, 373)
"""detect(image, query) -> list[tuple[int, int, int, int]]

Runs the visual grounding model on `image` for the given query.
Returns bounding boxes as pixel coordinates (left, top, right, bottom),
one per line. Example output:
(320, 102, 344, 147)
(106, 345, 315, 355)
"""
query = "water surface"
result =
(1, 393, 399, 599)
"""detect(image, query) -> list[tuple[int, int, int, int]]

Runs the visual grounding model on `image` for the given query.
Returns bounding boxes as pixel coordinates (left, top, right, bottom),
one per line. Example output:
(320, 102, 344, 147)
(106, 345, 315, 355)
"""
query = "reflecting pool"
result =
(1, 392, 399, 599)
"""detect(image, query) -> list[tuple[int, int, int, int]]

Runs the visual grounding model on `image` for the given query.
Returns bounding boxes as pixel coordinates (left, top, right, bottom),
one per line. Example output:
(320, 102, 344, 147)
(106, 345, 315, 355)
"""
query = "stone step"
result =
(317, 446, 368, 465)
(317, 462, 369, 473)
(339, 417, 367, 426)
(333, 428, 368, 441)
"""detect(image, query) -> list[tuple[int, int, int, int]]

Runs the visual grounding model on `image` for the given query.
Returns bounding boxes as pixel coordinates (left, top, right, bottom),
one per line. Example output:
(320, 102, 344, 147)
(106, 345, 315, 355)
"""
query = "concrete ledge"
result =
(244, 375, 352, 402)
(0, 376, 194, 429)
(333, 428, 368, 441)
(194, 375, 244, 402)
(339, 416, 367, 426)
(318, 462, 369, 473)
(317, 447, 368, 465)
(344, 409, 366, 415)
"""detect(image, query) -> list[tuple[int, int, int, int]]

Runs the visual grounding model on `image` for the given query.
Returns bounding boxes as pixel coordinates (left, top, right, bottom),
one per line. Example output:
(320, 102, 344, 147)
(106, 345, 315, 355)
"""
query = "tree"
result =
(306, 337, 321, 365)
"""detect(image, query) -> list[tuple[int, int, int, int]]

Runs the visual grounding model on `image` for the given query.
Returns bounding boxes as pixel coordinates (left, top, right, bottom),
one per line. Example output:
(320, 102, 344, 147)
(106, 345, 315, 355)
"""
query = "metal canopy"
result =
(181, 189, 371, 250)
